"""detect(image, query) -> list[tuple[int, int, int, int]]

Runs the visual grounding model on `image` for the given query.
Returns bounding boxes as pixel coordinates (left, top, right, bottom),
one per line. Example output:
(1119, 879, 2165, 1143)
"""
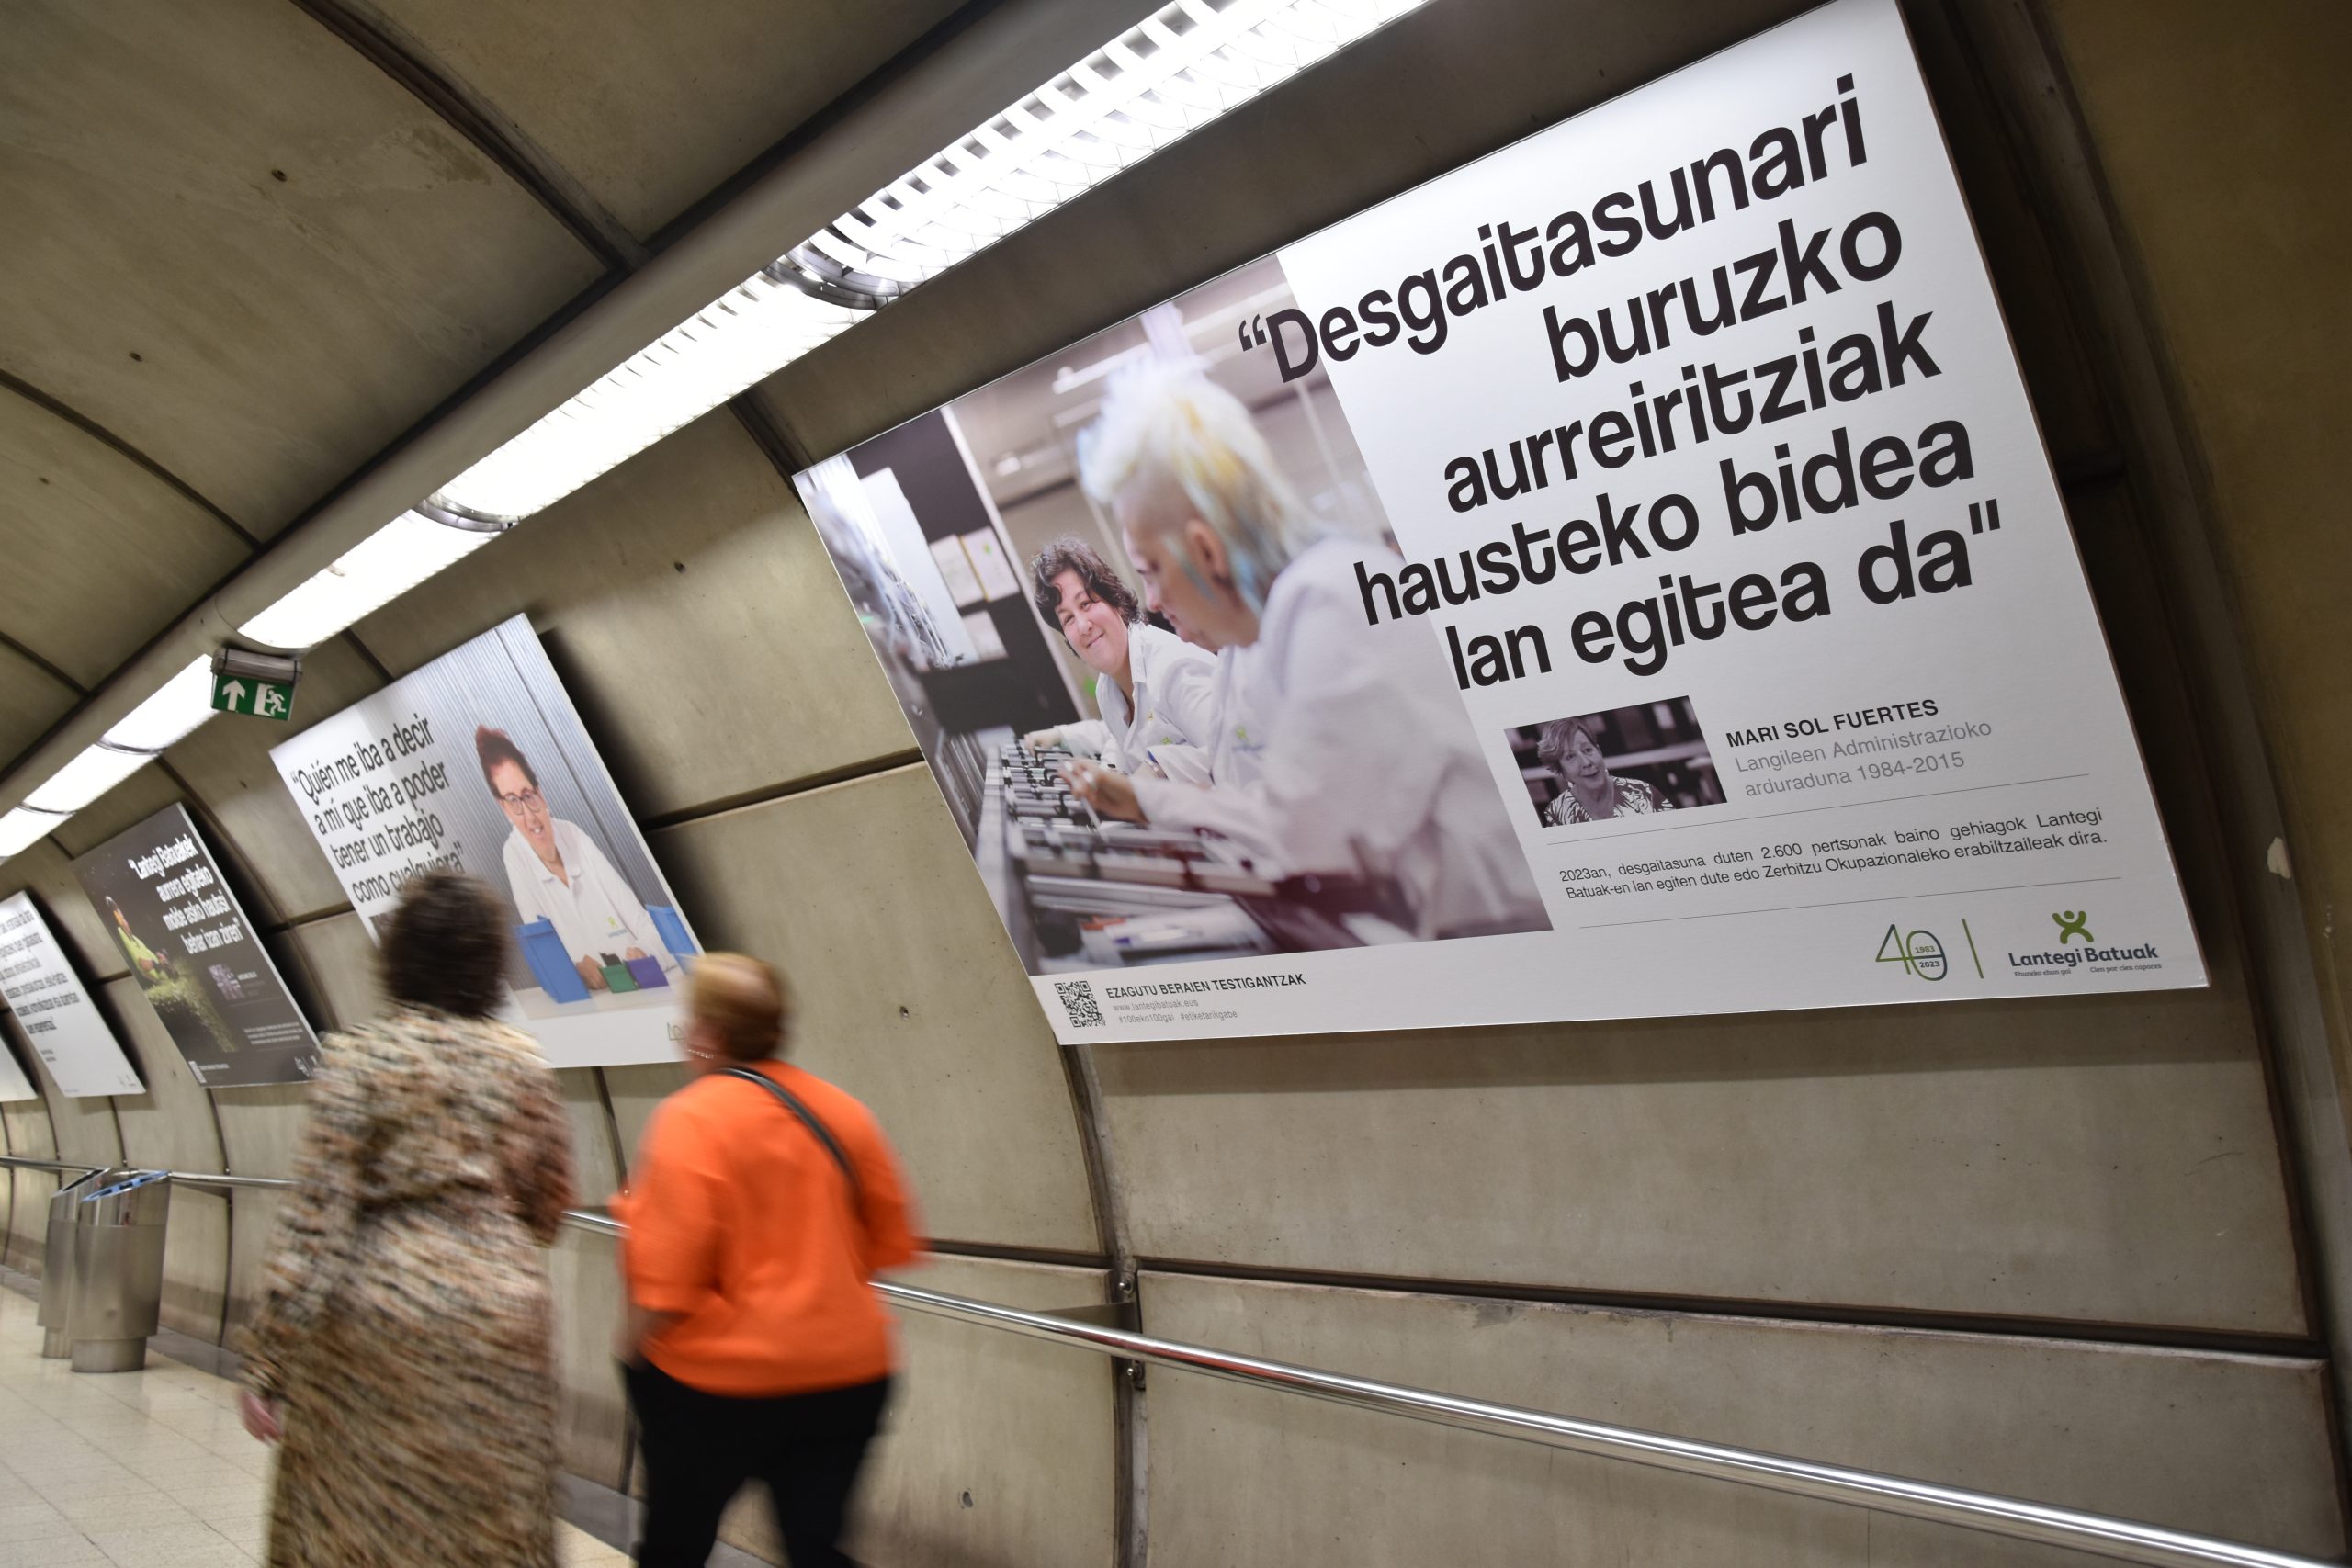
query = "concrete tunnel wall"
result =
(5, 1, 2349, 1563)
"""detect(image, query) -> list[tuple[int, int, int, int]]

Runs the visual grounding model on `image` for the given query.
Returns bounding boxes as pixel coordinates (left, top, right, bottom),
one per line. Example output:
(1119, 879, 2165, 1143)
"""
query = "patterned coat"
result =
(240, 1006, 577, 1567)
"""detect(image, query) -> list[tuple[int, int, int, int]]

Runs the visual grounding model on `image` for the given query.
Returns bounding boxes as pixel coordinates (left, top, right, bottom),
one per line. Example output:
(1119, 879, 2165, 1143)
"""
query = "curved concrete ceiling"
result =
(0, 0, 978, 779)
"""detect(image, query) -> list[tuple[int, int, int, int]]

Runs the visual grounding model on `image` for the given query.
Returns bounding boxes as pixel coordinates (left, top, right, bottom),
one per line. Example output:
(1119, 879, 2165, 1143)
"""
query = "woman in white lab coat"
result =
(1021, 537, 1219, 780)
(476, 728, 679, 994)
(1059, 365, 1547, 942)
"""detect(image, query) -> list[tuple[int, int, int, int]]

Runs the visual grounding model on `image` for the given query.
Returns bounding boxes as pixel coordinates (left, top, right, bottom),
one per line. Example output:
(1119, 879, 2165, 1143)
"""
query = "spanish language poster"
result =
(268, 616, 703, 1069)
(71, 806, 320, 1087)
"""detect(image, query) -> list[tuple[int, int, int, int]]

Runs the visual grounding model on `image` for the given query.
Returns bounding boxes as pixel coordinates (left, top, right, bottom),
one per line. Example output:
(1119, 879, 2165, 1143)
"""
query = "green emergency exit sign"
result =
(212, 671, 295, 721)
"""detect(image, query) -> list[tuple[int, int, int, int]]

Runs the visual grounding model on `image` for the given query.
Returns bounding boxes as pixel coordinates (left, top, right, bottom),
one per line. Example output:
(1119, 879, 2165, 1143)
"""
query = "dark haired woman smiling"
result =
(239, 870, 577, 1568)
(1019, 535, 1219, 777)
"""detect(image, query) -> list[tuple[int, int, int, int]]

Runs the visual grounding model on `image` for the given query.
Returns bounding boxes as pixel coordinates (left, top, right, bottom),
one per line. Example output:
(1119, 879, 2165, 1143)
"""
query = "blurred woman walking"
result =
(617, 953, 919, 1567)
(239, 870, 577, 1568)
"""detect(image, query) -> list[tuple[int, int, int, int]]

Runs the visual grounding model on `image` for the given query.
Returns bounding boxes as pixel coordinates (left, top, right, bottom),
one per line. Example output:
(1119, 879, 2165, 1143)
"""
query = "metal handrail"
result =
(3, 1157, 2330, 1568)
(0, 1156, 105, 1177)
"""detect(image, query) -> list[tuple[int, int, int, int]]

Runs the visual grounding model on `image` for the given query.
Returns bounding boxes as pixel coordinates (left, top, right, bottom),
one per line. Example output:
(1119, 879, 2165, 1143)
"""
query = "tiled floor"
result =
(0, 1284, 626, 1567)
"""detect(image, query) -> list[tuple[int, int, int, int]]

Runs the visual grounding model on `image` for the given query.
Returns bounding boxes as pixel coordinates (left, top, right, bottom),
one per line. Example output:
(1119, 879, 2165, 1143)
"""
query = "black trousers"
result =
(624, 1359, 890, 1568)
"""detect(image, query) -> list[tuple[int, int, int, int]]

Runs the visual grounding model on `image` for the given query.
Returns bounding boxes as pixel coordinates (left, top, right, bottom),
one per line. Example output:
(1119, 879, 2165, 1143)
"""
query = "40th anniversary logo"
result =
(1875, 906, 2161, 985)
(1873, 919, 1983, 983)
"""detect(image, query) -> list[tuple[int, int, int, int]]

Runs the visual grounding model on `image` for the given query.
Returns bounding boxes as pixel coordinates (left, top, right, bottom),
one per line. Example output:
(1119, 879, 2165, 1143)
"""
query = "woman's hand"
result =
(240, 1391, 282, 1445)
(1023, 728, 1065, 750)
(615, 1301, 684, 1368)
(1062, 761, 1146, 823)
(574, 955, 609, 992)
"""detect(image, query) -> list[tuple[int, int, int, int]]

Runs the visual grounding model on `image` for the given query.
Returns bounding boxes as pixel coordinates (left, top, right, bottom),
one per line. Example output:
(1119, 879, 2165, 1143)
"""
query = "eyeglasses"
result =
(497, 788, 547, 813)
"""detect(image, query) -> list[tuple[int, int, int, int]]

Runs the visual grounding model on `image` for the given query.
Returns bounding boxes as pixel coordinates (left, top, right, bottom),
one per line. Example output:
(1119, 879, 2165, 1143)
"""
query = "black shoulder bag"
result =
(716, 1066, 863, 1210)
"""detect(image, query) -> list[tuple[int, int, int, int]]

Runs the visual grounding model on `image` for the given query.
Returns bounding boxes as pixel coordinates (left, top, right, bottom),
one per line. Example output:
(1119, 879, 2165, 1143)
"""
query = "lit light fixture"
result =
(0, 807, 68, 859)
(240, 509, 503, 649)
(102, 658, 218, 753)
(23, 743, 156, 814)
(429, 0, 1423, 526)
(433, 270, 871, 523)
(804, 0, 1430, 288)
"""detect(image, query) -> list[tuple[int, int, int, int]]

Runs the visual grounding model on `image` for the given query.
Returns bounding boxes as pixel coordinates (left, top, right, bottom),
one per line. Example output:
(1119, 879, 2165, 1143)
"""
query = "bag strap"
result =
(716, 1066, 863, 1211)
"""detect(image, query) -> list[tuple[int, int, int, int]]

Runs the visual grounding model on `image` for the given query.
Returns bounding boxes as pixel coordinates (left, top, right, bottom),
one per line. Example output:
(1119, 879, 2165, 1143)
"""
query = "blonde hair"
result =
(688, 953, 792, 1062)
(1078, 361, 1310, 610)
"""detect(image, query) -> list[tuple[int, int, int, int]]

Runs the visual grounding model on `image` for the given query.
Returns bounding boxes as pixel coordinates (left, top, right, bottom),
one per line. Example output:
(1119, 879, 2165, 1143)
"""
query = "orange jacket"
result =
(614, 1060, 919, 1396)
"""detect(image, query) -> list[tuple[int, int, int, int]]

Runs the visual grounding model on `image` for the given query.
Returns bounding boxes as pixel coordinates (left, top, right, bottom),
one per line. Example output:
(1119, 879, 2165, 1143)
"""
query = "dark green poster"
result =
(73, 804, 320, 1088)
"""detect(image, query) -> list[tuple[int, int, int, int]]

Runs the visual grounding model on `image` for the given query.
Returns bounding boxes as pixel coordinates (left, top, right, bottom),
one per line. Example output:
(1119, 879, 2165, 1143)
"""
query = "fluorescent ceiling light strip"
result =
(23, 743, 156, 814)
(808, 0, 1423, 287)
(434, 275, 864, 522)
(240, 510, 500, 649)
(102, 657, 218, 753)
(428, 0, 1423, 526)
(0, 807, 68, 859)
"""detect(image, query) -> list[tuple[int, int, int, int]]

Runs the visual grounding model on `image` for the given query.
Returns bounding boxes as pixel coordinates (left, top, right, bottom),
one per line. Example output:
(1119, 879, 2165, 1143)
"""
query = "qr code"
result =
(1057, 980, 1104, 1028)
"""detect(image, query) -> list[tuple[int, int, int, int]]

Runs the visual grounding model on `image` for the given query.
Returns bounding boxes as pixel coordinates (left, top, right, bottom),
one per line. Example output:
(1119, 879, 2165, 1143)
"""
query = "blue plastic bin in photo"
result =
(649, 905, 697, 965)
(518, 919, 590, 1004)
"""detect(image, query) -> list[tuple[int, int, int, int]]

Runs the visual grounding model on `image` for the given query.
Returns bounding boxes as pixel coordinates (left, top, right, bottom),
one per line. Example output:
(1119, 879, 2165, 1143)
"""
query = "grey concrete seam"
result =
(0, 367, 259, 549)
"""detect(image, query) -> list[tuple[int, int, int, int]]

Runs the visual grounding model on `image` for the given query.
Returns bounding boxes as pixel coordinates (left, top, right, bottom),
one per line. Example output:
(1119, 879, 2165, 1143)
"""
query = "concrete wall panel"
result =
(148, 1187, 229, 1345)
(1097, 985, 2299, 1332)
(1, 1069, 60, 1274)
(547, 1224, 628, 1490)
(352, 410, 913, 818)
(1139, 1273, 2343, 1565)
(373, 0, 966, 240)
(167, 638, 386, 923)
(0, 390, 248, 689)
(0, 0, 603, 534)
(848, 1257, 1117, 1568)
(0, 638, 80, 773)
(221, 1187, 288, 1338)
(277, 913, 384, 1037)
(2035, 0, 2352, 1257)
(644, 767, 1096, 1251)
(211, 1088, 309, 1331)
(102, 975, 229, 1340)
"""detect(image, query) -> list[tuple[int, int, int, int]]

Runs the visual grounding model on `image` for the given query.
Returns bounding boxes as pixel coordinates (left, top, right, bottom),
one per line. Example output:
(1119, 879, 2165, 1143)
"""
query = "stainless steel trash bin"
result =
(37, 1168, 116, 1359)
(68, 1171, 172, 1373)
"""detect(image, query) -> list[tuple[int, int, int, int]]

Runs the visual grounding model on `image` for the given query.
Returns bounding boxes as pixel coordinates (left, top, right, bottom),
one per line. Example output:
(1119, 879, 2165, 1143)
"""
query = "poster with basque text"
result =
(791, 0, 2202, 1045)
(0, 893, 143, 1098)
(72, 807, 320, 1087)
(267, 617, 703, 1069)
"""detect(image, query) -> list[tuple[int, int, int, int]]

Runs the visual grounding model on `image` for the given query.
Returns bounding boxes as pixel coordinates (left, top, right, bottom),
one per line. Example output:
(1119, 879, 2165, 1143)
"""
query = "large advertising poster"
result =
(794, 0, 2203, 1044)
(72, 806, 321, 1086)
(0, 893, 144, 1098)
(268, 616, 702, 1069)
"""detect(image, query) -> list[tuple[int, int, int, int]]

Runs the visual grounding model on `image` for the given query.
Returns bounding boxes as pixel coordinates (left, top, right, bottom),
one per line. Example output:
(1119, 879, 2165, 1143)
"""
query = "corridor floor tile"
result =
(0, 1280, 651, 1566)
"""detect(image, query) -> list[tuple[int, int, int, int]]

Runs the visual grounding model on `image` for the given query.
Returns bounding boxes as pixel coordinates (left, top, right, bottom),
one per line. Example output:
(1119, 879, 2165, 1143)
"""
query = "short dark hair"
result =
(475, 727, 537, 795)
(380, 871, 511, 1020)
(1535, 716, 1604, 772)
(1031, 536, 1140, 631)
